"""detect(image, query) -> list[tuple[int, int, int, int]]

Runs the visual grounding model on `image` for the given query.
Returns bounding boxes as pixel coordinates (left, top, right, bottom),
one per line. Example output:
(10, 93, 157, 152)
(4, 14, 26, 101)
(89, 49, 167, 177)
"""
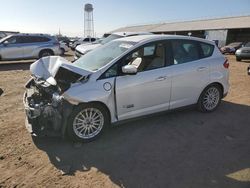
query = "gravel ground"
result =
(0, 54, 249, 188)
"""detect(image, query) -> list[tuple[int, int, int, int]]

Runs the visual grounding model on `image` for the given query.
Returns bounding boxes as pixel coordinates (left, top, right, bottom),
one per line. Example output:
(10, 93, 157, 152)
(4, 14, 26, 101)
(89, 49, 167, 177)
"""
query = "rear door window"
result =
(171, 40, 200, 65)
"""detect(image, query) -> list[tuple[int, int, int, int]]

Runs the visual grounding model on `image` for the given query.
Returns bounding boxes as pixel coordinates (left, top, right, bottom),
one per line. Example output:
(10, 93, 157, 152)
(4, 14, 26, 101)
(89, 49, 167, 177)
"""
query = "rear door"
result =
(21, 36, 50, 58)
(169, 39, 211, 109)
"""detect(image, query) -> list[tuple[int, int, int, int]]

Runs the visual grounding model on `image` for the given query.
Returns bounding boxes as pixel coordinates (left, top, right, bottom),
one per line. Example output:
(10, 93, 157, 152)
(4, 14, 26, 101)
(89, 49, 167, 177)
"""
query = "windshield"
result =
(0, 35, 11, 43)
(74, 40, 136, 71)
(100, 34, 123, 45)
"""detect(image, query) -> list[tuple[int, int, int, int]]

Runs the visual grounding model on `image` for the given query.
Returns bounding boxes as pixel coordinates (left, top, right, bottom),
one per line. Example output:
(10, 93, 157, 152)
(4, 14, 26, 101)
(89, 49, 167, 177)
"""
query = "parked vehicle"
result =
(23, 35, 229, 142)
(235, 42, 250, 61)
(59, 42, 69, 55)
(75, 32, 152, 59)
(57, 36, 71, 46)
(70, 37, 97, 50)
(248, 65, 250, 75)
(220, 42, 243, 54)
(0, 32, 7, 39)
(0, 34, 60, 61)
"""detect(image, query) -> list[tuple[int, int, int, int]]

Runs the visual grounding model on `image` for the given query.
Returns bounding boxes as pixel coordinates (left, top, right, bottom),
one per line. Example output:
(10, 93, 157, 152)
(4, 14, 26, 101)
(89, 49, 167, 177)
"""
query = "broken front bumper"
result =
(23, 90, 63, 136)
(23, 89, 73, 137)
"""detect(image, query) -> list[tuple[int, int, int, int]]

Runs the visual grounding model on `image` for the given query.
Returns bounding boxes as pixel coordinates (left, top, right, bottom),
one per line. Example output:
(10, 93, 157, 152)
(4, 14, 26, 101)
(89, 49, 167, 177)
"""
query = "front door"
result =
(115, 41, 172, 120)
(1, 36, 23, 60)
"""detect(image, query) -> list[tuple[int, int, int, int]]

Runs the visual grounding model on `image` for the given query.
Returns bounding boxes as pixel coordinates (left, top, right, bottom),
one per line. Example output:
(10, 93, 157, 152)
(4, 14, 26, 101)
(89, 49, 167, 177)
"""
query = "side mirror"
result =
(122, 64, 138, 75)
(3, 41, 9, 46)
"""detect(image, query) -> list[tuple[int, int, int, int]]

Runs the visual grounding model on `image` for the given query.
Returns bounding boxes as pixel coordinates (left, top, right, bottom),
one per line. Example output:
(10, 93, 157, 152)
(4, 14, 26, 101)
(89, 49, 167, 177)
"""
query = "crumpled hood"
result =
(76, 43, 101, 54)
(30, 56, 92, 80)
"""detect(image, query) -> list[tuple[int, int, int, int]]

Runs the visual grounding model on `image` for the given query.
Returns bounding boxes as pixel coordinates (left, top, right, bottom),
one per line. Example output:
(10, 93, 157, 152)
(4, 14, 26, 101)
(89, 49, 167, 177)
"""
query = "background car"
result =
(59, 42, 69, 55)
(75, 32, 152, 59)
(235, 42, 250, 61)
(70, 37, 97, 50)
(0, 32, 7, 39)
(24, 35, 229, 142)
(0, 33, 60, 61)
(220, 42, 243, 54)
(57, 36, 70, 46)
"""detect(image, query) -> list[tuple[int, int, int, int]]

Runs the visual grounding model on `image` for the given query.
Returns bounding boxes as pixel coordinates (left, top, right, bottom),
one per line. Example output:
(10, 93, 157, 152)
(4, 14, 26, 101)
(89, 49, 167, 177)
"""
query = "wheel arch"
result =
(199, 82, 224, 101)
(39, 49, 54, 57)
(75, 101, 112, 124)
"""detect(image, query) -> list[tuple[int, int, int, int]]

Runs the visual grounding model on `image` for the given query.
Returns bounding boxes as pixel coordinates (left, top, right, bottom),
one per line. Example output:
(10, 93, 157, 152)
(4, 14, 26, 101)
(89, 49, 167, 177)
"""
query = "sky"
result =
(0, 0, 250, 37)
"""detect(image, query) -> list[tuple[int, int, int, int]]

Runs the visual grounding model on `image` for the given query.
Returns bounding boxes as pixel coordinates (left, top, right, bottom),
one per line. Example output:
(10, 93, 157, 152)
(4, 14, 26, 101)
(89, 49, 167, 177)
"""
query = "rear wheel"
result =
(39, 50, 53, 58)
(197, 84, 222, 112)
(236, 57, 241, 61)
(67, 103, 109, 142)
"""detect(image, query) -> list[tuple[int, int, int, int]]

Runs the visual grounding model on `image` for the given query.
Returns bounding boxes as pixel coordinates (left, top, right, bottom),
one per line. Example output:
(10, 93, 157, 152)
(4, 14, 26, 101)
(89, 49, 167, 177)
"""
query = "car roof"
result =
(112, 32, 152, 37)
(13, 33, 52, 37)
(115, 34, 216, 45)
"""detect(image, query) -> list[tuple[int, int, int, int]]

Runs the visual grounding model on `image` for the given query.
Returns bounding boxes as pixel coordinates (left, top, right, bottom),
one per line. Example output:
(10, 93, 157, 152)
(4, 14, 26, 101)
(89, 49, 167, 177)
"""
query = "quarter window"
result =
(200, 42, 214, 58)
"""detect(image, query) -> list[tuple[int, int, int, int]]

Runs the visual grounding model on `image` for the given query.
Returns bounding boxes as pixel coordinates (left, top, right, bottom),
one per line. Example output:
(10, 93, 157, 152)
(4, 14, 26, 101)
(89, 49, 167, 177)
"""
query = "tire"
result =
(197, 84, 222, 112)
(236, 57, 241, 61)
(67, 103, 109, 142)
(39, 50, 53, 58)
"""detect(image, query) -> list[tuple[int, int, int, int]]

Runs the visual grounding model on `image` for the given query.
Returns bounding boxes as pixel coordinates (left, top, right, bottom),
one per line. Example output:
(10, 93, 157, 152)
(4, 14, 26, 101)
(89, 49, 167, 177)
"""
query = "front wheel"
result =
(236, 57, 241, 61)
(67, 103, 109, 142)
(197, 85, 222, 112)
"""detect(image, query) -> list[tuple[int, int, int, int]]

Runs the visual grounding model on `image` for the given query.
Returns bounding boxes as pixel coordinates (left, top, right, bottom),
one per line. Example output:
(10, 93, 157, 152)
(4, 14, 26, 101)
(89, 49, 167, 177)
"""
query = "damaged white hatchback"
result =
(23, 35, 229, 142)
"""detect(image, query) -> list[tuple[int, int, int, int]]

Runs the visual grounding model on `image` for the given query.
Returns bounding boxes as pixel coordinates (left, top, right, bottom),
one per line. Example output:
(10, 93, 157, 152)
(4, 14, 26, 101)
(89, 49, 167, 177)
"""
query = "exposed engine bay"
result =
(23, 56, 91, 136)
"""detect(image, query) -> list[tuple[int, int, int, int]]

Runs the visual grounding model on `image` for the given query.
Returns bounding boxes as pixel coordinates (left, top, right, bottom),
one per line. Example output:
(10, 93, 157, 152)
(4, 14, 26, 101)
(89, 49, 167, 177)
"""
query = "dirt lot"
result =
(0, 54, 249, 188)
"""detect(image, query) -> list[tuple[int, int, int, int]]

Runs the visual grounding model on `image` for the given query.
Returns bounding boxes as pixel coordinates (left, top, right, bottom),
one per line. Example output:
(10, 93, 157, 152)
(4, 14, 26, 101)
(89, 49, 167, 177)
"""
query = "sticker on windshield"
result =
(119, 43, 132, 49)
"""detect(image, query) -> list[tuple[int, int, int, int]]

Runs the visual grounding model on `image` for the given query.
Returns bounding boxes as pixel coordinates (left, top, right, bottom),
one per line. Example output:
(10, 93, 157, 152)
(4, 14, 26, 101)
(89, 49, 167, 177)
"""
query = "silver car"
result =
(23, 35, 229, 142)
(235, 42, 250, 61)
(0, 34, 60, 61)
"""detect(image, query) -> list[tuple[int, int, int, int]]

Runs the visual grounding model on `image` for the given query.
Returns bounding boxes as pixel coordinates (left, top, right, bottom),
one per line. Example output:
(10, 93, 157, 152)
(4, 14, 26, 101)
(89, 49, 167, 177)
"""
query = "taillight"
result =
(223, 59, 229, 69)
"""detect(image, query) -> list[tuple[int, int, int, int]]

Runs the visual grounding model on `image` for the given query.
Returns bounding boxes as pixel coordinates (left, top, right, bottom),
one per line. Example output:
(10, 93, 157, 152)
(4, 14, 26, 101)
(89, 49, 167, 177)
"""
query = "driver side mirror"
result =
(122, 64, 138, 75)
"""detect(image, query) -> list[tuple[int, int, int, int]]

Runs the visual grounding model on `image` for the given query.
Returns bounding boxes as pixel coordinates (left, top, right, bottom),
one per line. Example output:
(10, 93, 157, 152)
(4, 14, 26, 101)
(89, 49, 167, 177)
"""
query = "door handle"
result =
(197, 67, 207, 71)
(156, 76, 167, 81)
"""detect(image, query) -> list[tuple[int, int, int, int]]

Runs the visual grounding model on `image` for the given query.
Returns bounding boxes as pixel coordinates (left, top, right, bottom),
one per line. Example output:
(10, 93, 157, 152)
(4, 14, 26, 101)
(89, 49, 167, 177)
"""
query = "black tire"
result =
(60, 48, 65, 55)
(236, 57, 241, 61)
(67, 103, 109, 142)
(197, 84, 222, 113)
(39, 50, 53, 58)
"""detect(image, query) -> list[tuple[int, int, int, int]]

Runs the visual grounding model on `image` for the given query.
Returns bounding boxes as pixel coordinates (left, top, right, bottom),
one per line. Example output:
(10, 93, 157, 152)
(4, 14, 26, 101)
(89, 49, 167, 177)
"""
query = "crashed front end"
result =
(23, 56, 90, 137)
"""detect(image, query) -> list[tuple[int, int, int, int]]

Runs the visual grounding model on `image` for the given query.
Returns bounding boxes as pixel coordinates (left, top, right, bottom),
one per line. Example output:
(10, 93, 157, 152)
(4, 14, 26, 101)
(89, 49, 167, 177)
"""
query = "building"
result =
(0, 31, 19, 39)
(111, 15, 250, 47)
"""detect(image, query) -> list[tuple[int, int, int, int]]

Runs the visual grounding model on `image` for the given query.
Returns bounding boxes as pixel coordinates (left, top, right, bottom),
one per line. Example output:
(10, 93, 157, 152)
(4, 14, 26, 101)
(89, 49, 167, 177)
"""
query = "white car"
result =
(59, 42, 69, 55)
(24, 35, 229, 142)
(71, 37, 97, 50)
(75, 32, 152, 59)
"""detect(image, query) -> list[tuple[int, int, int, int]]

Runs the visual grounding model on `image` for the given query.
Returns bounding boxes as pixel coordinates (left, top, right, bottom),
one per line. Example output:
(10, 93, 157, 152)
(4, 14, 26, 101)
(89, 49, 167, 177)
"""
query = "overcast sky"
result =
(0, 0, 250, 37)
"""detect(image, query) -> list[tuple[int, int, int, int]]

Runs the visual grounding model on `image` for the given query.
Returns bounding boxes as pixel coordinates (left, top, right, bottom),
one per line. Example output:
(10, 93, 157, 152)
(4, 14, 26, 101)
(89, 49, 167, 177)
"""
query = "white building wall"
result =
(205, 30, 228, 47)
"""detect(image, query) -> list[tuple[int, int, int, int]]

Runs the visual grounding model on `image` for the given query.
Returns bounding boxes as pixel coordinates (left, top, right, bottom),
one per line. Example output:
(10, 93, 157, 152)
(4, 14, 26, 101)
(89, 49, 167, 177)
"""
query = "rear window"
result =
(200, 42, 214, 58)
